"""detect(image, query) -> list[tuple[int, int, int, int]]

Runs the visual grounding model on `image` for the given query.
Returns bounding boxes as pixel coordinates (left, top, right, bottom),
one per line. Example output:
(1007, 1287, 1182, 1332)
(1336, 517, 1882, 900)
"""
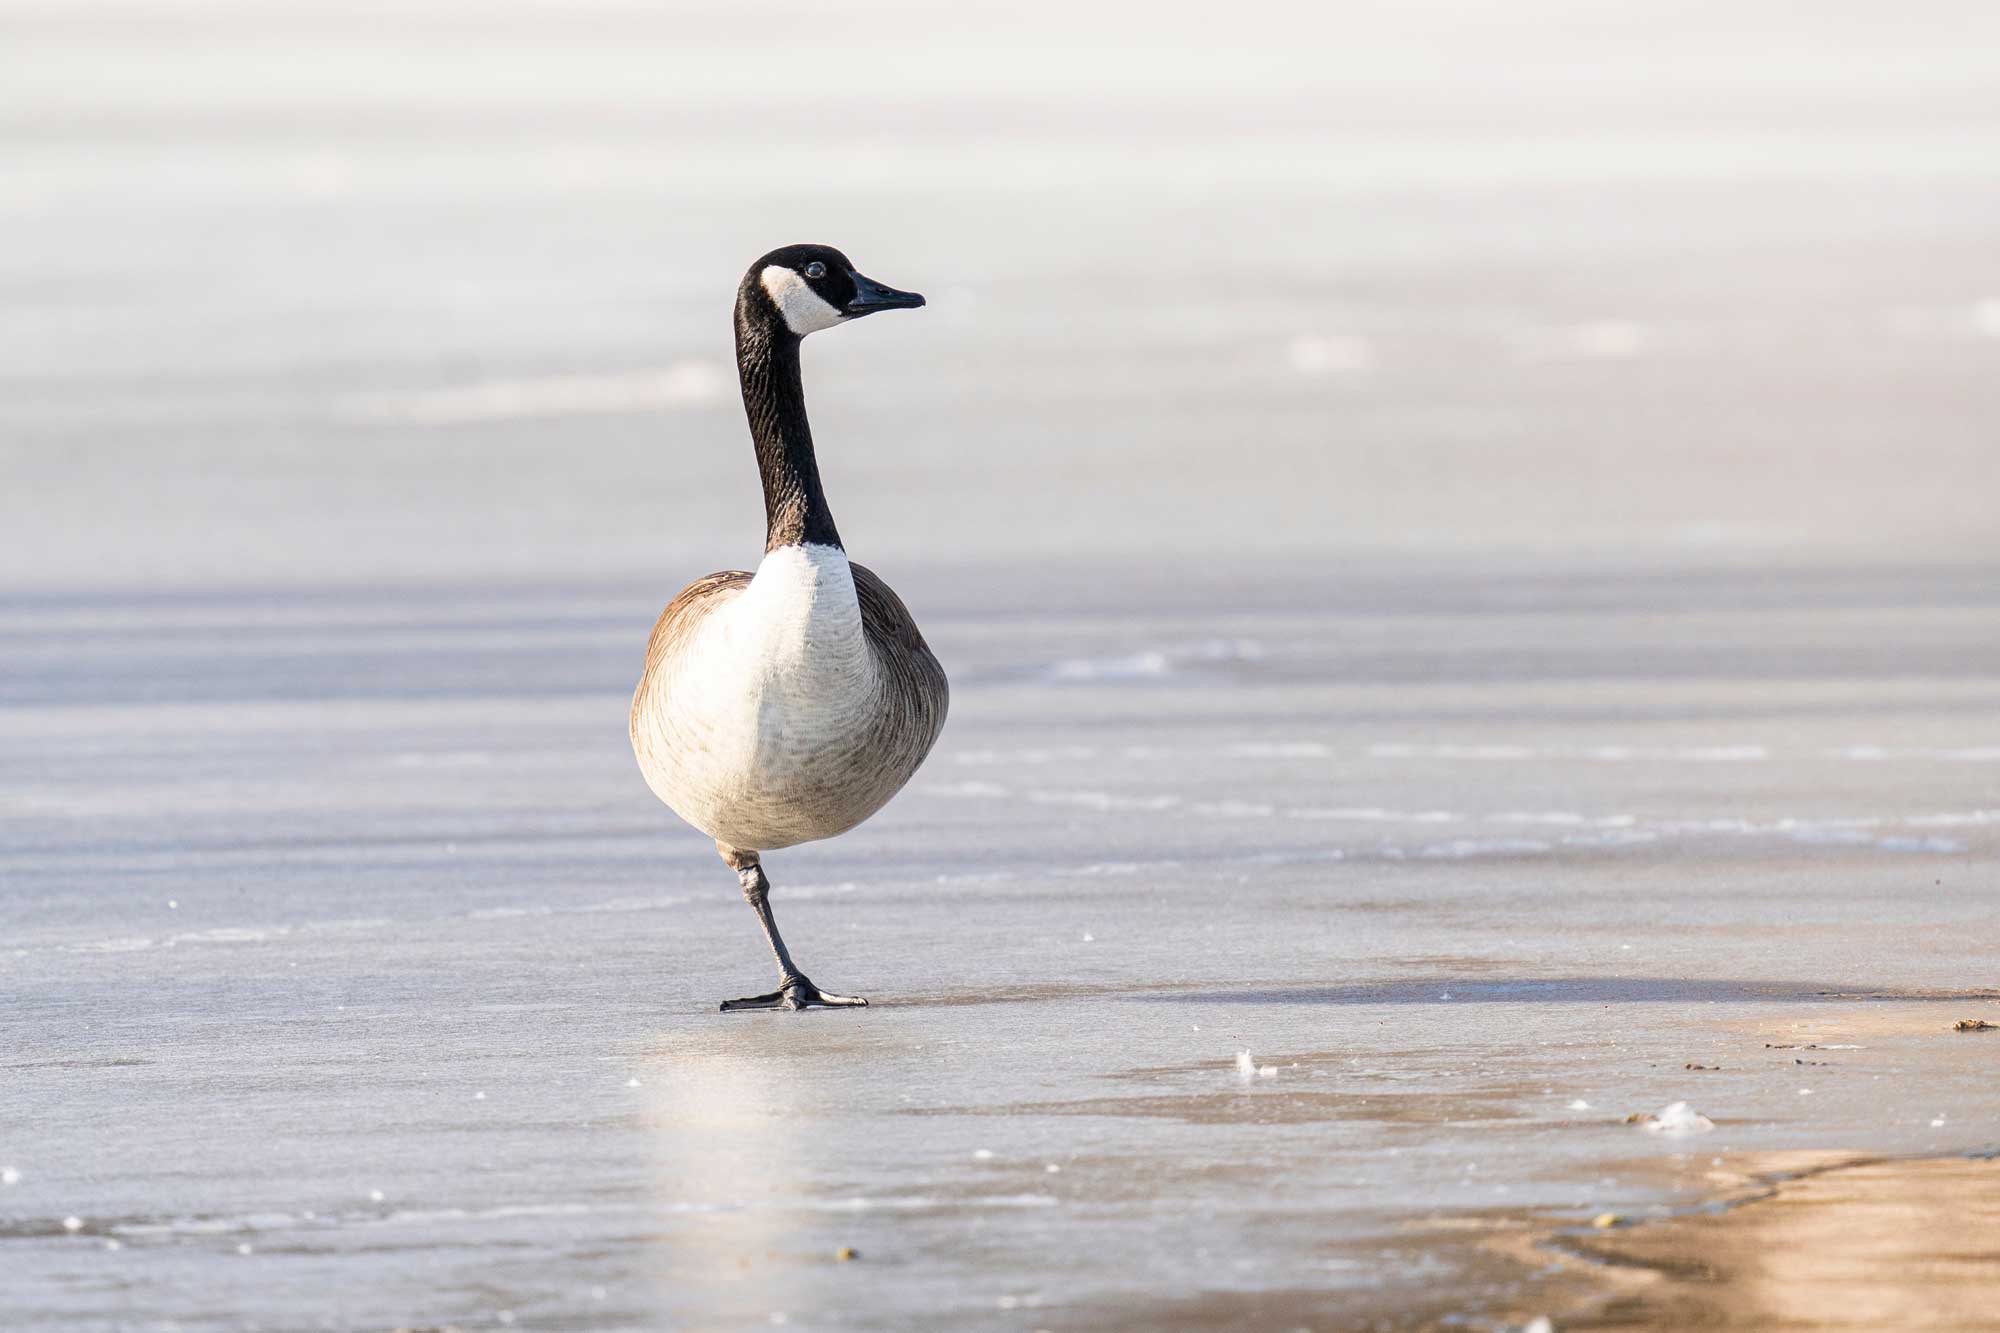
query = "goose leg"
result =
(716, 847, 867, 1013)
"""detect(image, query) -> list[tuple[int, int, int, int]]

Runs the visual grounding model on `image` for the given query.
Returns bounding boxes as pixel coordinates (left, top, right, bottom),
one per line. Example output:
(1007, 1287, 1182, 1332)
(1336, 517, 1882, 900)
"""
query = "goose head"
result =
(743, 244, 925, 339)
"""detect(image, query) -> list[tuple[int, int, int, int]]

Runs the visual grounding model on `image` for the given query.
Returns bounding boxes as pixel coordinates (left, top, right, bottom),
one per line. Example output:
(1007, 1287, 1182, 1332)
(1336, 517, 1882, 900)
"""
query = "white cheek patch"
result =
(760, 266, 845, 336)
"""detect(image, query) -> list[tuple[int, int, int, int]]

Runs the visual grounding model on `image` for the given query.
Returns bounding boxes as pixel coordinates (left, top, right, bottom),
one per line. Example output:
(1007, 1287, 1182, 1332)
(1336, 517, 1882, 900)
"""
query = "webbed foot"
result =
(720, 975, 869, 1013)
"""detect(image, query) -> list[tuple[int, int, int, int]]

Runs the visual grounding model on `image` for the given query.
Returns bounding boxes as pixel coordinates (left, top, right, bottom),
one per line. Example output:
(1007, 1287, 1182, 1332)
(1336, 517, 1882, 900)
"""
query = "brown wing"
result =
(631, 569, 752, 726)
(851, 562, 950, 757)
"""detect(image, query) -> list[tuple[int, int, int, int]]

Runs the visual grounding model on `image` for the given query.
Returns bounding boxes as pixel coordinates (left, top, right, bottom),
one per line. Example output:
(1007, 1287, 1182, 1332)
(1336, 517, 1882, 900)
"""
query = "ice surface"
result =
(6, 1, 2000, 1328)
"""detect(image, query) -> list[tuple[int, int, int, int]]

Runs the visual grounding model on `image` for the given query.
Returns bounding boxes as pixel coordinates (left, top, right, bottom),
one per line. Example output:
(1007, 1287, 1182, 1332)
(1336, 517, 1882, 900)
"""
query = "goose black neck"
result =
(735, 309, 841, 553)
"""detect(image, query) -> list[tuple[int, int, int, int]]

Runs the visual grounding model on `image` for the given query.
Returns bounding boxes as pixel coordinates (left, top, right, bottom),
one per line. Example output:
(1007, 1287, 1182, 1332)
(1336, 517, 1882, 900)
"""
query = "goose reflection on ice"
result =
(640, 1041, 849, 1322)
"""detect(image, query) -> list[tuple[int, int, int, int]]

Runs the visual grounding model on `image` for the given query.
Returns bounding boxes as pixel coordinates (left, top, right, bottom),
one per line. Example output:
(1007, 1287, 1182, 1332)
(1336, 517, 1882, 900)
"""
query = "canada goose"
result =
(630, 244, 947, 1012)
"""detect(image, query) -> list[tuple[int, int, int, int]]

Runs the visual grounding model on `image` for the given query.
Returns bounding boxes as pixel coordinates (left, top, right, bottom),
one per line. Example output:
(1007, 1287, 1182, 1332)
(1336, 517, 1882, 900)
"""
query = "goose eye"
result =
(803, 261, 827, 280)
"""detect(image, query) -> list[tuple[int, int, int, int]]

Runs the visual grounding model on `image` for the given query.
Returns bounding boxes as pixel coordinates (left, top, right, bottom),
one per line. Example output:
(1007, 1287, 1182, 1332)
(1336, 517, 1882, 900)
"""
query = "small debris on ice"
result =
(1629, 1102, 1714, 1135)
(1684, 1063, 1720, 1071)
(836, 1246, 859, 1261)
(1235, 1050, 1280, 1081)
(1591, 1212, 1625, 1229)
(1953, 1019, 1996, 1032)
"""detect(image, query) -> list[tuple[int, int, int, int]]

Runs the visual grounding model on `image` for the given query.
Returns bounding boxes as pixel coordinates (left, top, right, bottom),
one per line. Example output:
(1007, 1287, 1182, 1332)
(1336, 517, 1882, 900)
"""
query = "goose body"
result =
(629, 244, 945, 1011)
(631, 543, 946, 853)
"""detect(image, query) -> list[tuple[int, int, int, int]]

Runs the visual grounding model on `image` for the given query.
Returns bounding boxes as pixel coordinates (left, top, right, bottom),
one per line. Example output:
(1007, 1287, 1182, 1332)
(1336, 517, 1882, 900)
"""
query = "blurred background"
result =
(7, 0, 1999, 589)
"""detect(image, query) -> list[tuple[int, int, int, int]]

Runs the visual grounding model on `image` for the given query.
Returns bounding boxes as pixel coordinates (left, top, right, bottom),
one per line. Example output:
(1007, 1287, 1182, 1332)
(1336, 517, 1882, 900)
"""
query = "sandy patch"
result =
(1478, 1151, 2000, 1330)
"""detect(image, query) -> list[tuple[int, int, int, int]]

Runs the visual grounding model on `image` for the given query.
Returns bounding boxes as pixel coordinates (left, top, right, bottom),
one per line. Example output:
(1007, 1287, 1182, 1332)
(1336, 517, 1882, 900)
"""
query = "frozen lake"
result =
(8, 562, 2000, 1328)
(5, 1, 1999, 1327)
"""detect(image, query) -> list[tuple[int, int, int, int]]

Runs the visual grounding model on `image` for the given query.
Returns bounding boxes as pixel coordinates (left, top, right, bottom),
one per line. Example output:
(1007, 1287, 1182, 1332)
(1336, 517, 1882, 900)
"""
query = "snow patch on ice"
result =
(1417, 838, 1551, 859)
(388, 751, 492, 768)
(1371, 742, 1766, 763)
(1045, 639, 1262, 684)
(342, 363, 725, 424)
(1046, 651, 1171, 682)
(1235, 1050, 1279, 1081)
(1637, 1102, 1714, 1135)
(1907, 810, 2000, 827)
(1189, 800, 1275, 818)
(808, 1194, 1058, 1212)
(1287, 333, 1376, 375)
(1028, 790, 1179, 812)
(953, 746, 1096, 766)
(1523, 320, 1654, 360)
(762, 882, 857, 902)
(1284, 807, 1461, 824)
(1874, 836, 1965, 854)
(1559, 829, 1661, 847)
(1827, 745, 2000, 763)
(1227, 741, 1331, 759)
(575, 894, 693, 913)
(920, 780, 1011, 799)
(1370, 743, 1534, 761)
(169, 927, 281, 945)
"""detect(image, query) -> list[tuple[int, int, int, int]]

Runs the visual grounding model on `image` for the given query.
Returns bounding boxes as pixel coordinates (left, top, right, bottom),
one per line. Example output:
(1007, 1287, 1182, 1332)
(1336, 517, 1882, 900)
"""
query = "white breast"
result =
(706, 542, 873, 727)
(635, 543, 886, 850)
